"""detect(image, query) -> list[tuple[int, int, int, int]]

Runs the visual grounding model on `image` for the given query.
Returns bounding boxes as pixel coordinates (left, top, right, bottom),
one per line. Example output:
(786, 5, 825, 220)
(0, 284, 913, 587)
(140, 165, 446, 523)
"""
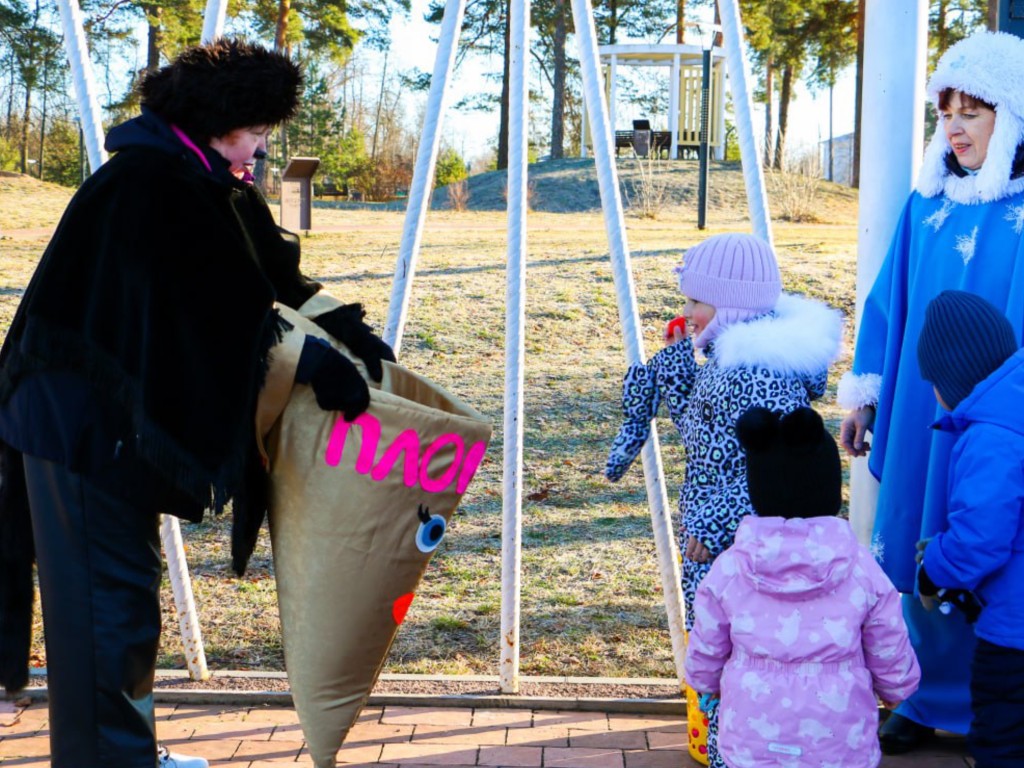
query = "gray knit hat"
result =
(917, 290, 1018, 409)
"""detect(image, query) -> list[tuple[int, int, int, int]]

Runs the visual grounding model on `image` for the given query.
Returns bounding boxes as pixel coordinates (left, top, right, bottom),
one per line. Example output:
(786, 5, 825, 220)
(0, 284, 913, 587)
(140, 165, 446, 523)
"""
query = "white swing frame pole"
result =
(160, 515, 210, 678)
(58, 0, 209, 682)
(570, 0, 688, 689)
(717, 0, 773, 245)
(201, 0, 229, 44)
(849, 0, 927, 546)
(151, 5, 246, 684)
(498, 0, 530, 696)
(55, 0, 107, 172)
(384, 0, 468, 355)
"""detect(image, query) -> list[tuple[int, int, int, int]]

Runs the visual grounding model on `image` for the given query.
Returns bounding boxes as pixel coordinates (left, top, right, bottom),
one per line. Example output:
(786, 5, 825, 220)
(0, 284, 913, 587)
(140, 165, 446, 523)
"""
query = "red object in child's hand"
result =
(665, 316, 687, 340)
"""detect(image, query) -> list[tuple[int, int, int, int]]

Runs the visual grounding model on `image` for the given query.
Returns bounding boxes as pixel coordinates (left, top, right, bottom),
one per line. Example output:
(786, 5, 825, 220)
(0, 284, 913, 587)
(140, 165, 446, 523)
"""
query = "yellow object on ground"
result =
(686, 684, 710, 765)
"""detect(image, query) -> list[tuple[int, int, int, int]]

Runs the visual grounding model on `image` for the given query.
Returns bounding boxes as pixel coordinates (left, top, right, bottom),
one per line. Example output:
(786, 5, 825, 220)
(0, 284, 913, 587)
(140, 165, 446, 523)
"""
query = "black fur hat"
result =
(139, 39, 303, 143)
(736, 406, 841, 519)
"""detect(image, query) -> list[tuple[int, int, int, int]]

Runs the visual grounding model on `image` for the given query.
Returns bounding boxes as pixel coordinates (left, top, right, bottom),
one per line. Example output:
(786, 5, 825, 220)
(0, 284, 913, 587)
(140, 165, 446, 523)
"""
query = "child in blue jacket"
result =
(916, 290, 1024, 768)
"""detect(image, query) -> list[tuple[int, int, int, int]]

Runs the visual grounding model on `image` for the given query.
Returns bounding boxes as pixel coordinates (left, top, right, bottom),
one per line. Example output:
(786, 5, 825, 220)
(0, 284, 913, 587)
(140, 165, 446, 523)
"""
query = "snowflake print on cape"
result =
(955, 226, 979, 265)
(923, 198, 955, 232)
(1005, 201, 1024, 235)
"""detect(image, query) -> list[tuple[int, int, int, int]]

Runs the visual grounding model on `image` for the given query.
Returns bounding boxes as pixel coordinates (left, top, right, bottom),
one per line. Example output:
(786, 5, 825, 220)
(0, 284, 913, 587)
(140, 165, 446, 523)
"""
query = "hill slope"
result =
(430, 157, 858, 224)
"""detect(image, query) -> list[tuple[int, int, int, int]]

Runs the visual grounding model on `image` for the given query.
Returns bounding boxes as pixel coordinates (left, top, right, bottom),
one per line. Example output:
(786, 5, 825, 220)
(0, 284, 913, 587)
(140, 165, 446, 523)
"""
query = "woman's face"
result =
(683, 298, 716, 340)
(940, 91, 996, 171)
(210, 125, 271, 175)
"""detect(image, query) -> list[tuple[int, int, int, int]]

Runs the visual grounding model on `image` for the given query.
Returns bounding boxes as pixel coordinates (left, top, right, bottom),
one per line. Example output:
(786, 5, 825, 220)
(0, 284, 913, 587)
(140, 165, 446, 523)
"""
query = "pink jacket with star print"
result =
(684, 516, 920, 768)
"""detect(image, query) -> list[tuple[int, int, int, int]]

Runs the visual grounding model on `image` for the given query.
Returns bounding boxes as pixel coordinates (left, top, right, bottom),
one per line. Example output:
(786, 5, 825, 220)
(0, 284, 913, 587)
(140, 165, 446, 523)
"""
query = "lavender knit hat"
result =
(674, 233, 781, 348)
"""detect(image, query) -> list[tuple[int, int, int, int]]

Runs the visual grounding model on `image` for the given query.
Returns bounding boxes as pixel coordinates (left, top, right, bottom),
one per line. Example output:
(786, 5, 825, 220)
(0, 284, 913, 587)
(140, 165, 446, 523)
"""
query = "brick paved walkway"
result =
(0, 701, 973, 767)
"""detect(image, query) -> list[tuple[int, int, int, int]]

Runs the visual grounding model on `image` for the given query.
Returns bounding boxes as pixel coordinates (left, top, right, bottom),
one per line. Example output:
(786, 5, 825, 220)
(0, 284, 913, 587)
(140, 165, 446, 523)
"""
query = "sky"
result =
(380, 1, 858, 164)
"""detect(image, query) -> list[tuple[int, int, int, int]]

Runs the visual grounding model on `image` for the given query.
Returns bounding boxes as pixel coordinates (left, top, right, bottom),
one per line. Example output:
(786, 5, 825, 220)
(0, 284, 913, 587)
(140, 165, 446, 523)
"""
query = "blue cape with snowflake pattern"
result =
(854, 189, 1024, 593)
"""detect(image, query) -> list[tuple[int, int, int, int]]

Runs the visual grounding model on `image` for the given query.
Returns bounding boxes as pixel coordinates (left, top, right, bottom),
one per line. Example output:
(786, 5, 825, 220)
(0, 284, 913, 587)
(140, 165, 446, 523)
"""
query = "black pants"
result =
(23, 455, 162, 768)
(969, 638, 1024, 768)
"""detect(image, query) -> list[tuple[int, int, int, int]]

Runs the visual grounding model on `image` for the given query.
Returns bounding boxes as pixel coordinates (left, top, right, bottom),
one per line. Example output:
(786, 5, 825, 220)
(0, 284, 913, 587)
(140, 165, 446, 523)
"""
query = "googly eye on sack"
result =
(415, 504, 447, 553)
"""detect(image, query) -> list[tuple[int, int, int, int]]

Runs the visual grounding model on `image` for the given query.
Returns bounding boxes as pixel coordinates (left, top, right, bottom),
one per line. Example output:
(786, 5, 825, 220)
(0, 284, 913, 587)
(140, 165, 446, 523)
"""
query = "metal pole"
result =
(384, 0, 467, 355)
(160, 516, 209, 679)
(669, 54, 680, 160)
(717, 0, 773, 245)
(200, 0, 229, 43)
(499, 0, 530, 696)
(570, 0, 688, 690)
(152, 0, 241, 684)
(828, 83, 834, 181)
(849, 0, 927, 545)
(697, 46, 711, 229)
(55, 0, 107, 172)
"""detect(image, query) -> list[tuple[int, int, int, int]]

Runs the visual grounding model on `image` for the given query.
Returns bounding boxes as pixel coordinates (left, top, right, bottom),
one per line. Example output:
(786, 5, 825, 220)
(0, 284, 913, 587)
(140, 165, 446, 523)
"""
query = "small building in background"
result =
(820, 132, 855, 186)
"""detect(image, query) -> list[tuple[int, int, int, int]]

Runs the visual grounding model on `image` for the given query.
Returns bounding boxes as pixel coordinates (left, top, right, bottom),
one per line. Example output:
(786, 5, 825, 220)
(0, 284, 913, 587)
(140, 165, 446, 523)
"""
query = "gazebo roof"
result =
(597, 43, 725, 67)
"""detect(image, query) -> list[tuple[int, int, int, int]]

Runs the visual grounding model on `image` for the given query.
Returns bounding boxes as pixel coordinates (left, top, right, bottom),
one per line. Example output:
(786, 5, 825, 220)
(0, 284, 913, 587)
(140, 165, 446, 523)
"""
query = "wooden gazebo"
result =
(582, 43, 727, 160)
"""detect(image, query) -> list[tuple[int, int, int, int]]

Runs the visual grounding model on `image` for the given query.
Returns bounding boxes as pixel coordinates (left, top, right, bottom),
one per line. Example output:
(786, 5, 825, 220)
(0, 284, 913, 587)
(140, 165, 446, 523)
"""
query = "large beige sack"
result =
(258, 301, 492, 768)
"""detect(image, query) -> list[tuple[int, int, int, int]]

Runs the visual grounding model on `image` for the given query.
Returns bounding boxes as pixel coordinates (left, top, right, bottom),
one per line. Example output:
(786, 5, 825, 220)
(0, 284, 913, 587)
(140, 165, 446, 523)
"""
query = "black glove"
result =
(296, 336, 370, 421)
(312, 303, 395, 382)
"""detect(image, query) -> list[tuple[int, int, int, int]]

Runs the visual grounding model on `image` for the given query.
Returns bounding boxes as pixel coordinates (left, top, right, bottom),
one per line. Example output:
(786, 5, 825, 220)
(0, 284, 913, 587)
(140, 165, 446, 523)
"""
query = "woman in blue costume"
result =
(839, 31, 1024, 754)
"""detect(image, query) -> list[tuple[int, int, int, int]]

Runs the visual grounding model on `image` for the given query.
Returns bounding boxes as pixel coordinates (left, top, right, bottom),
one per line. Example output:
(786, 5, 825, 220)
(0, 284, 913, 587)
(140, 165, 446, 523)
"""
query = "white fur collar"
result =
(712, 293, 843, 375)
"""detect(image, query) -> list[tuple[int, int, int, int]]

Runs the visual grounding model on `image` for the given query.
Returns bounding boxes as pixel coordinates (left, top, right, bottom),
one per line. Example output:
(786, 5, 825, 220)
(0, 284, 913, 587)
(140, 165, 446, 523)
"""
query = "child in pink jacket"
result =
(684, 407, 920, 768)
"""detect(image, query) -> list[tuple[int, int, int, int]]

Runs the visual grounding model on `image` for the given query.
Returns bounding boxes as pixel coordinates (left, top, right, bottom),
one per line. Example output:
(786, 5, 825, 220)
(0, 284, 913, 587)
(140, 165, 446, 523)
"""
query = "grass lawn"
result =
(0, 163, 859, 679)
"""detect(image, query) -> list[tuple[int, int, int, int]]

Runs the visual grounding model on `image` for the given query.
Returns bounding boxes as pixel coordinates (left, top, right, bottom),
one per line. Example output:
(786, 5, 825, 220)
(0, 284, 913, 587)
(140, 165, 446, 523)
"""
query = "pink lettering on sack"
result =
(324, 412, 486, 493)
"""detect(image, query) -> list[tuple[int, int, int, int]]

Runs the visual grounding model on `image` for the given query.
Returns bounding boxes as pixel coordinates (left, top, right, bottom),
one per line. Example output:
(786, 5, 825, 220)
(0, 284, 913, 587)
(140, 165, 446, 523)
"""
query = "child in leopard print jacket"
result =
(607, 232, 842, 626)
(605, 233, 842, 768)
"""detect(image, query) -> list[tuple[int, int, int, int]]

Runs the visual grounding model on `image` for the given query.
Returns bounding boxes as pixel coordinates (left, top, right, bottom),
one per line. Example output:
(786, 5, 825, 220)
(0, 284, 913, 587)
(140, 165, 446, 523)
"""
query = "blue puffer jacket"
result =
(923, 347, 1024, 651)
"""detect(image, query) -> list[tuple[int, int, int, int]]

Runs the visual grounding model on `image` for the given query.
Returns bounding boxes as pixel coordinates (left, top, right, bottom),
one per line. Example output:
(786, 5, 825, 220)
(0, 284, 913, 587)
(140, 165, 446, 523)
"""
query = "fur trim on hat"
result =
(836, 371, 882, 410)
(139, 39, 303, 143)
(713, 293, 843, 376)
(917, 32, 1024, 204)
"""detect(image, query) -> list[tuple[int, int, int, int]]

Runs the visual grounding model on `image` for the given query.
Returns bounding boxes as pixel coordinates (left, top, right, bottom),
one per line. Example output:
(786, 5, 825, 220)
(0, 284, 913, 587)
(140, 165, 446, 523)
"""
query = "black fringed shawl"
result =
(1, 136, 316, 511)
(0, 118, 322, 691)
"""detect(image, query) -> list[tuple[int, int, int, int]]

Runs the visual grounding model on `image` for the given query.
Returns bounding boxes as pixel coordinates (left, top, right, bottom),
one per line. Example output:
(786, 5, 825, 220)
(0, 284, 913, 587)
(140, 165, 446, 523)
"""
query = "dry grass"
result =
(0, 165, 859, 679)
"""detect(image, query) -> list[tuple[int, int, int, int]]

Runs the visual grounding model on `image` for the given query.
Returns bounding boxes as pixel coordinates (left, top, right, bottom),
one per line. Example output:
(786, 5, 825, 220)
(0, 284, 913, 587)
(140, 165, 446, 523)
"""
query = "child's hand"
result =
(664, 316, 687, 346)
(839, 406, 874, 457)
(685, 536, 712, 563)
(914, 538, 931, 565)
(698, 692, 720, 714)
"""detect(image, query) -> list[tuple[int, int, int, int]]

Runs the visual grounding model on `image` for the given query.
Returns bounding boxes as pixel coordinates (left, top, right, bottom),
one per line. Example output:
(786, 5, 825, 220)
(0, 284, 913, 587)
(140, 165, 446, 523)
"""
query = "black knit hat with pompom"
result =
(736, 407, 841, 519)
(139, 38, 303, 143)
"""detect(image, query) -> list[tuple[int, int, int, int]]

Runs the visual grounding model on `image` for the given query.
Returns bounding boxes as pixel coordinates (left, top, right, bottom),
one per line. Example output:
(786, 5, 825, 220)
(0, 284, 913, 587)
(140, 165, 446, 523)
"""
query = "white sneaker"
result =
(157, 746, 209, 768)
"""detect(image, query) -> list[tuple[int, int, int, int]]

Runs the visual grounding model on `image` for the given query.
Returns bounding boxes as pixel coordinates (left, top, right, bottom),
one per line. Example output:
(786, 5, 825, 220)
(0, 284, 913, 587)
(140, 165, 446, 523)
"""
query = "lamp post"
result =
(696, 24, 717, 230)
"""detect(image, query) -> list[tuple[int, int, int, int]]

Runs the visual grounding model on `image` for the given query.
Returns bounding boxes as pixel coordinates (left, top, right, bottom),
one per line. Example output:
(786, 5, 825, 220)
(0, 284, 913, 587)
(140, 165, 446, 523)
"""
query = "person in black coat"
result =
(0, 39, 393, 768)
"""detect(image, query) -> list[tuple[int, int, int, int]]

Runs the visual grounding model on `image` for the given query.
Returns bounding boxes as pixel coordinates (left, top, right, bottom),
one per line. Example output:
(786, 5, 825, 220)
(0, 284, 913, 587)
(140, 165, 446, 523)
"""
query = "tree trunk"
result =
(6, 68, 15, 137)
(550, 0, 566, 159)
(988, 0, 998, 30)
(773, 63, 792, 170)
(275, 0, 291, 50)
(852, 0, 865, 188)
(38, 47, 49, 180)
(20, 86, 31, 175)
(371, 50, 388, 162)
(762, 59, 773, 168)
(609, 0, 618, 44)
(146, 5, 162, 71)
(497, 0, 510, 170)
(676, 0, 684, 43)
(936, 0, 947, 60)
